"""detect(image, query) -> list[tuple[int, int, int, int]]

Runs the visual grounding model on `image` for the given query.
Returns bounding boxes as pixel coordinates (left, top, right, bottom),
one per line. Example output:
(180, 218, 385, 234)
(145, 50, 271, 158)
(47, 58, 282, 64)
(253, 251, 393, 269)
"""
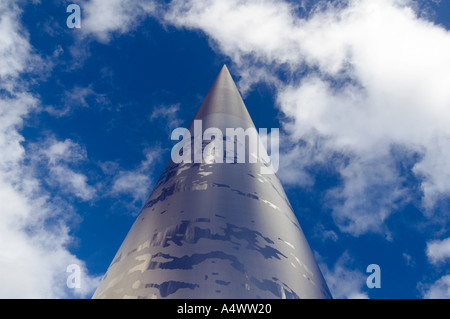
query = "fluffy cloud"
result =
(422, 275, 450, 299)
(0, 1, 99, 298)
(0, 111, 99, 297)
(0, 1, 37, 80)
(79, 0, 158, 42)
(162, 0, 450, 237)
(427, 237, 450, 265)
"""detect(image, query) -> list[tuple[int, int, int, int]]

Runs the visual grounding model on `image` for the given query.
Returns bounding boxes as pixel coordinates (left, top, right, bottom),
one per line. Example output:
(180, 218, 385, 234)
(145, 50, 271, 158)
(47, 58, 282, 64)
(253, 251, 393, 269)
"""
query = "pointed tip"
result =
(220, 64, 230, 75)
(189, 64, 255, 128)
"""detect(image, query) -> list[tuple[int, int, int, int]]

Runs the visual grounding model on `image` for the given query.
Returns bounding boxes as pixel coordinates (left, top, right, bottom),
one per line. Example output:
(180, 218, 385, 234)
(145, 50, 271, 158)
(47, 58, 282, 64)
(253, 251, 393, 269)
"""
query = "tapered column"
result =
(92, 65, 331, 299)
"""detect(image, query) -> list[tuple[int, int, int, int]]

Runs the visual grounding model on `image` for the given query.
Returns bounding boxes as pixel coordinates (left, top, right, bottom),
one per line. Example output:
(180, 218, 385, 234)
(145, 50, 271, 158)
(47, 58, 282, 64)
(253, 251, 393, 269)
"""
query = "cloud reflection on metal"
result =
(92, 65, 331, 299)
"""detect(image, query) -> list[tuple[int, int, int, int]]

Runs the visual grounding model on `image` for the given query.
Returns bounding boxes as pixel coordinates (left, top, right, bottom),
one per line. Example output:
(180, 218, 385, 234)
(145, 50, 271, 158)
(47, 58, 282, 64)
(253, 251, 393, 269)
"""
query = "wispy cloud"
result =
(318, 252, 368, 299)
(44, 85, 109, 117)
(149, 103, 183, 132)
(109, 147, 163, 213)
(38, 138, 97, 201)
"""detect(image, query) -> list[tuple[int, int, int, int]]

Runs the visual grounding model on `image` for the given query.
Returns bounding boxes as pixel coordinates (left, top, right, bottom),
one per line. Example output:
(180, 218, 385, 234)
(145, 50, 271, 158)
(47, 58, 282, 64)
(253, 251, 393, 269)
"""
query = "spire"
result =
(190, 65, 254, 128)
(92, 66, 332, 299)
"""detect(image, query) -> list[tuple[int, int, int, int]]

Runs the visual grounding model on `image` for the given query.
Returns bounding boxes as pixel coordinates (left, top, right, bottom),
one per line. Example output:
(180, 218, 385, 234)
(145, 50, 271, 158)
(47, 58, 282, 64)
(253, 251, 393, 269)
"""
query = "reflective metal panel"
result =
(92, 66, 332, 299)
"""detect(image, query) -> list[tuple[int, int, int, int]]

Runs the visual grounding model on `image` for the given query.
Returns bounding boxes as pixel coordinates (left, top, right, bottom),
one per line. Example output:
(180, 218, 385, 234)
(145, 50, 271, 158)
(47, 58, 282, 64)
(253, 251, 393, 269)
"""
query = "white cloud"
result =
(79, 0, 158, 42)
(313, 223, 339, 242)
(31, 138, 97, 202)
(276, 140, 319, 188)
(150, 103, 183, 131)
(0, 119, 99, 297)
(112, 171, 151, 201)
(50, 166, 96, 201)
(325, 151, 409, 236)
(0, 1, 99, 298)
(165, 0, 298, 63)
(403, 252, 415, 268)
(0, 1, 34, 80)
(426, 237, 450, 265)
(110, 147, 162, 211)
(63, 85, 106, 109)
(42, 139, 87, 165)
(162, 0, 450, 236)
(422, 275, 450, 299)
(44, 85, 109, 117)
(319, 252, 368, 299)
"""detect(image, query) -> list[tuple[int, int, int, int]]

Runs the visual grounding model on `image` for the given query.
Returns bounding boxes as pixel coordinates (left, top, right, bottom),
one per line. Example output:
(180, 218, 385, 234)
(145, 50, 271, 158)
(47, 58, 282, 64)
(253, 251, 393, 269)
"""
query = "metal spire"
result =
(92, 65, 332, 299)
(191, 65, 254, 127)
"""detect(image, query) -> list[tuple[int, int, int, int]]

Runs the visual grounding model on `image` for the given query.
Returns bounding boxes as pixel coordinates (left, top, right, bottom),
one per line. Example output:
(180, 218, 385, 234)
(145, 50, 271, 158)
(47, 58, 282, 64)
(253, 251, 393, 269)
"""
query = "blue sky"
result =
(1, 0, 450, 298)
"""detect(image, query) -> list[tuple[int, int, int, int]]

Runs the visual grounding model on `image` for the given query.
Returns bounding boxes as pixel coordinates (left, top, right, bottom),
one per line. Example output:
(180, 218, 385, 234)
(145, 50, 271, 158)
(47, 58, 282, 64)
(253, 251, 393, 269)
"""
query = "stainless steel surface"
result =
(92, 65, 332, 299)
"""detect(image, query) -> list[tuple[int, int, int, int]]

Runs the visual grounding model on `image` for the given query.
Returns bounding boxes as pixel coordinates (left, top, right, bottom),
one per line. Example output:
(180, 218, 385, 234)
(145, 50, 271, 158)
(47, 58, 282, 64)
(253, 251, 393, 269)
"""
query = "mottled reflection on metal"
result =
(92, 65, 332, 299)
